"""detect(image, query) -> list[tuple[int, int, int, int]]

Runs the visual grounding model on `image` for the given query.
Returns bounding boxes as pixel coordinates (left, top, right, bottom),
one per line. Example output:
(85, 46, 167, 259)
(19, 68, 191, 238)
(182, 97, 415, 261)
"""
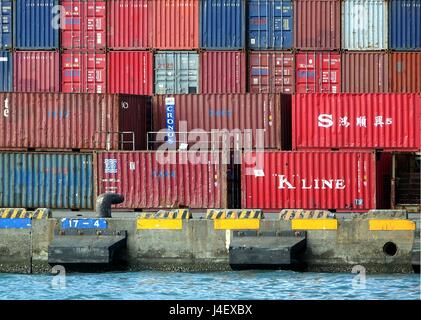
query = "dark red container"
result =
(200, 51, 246, 94)
(96, 151, 227, 209)
(0, 93, 149, 151)
(292, 93, 421, 151)
(389, 52, 421, 93)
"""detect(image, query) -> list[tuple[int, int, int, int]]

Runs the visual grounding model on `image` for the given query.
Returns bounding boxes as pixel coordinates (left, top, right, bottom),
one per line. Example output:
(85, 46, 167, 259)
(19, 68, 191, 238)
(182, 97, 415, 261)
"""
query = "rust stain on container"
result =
(389, 52, 421, 93)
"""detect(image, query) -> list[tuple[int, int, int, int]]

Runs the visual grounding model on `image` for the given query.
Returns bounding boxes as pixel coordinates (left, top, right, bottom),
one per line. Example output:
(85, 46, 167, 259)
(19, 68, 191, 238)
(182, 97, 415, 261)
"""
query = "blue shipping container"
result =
(248, 0, 293, 50)
(200, 0, 245, 49)
(0, 51, 12, 91)
(0, 1, 12, 49)
(389, 0, 421, 50)
(14, 0, 59, 49)
(0, 153, 94, 209)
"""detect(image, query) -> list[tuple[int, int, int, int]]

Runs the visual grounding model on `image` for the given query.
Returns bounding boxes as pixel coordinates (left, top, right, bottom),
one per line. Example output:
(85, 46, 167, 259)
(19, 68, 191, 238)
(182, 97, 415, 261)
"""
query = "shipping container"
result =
(200, 51, 246, 94)
(61, 1, 106, 50)
(0, 152, 94, 209)
(14, 0, 59, 49)
(150, 0, 199, 49)
(292, 93, 421, 151)
(389, 0, 421, 50)
(248, 0, 293, 50)
(200, 0, 245, 49)
(0, 51, 12, 92)
(249, 51, 294, 93)
(108, 51, 153, 96)
(96, 151, 227, 209)
(151, 94, 291, 150)
(107, 0, 150, 49)
(341, 52, 389, 93)
(294, 0, 341, 50)
(0, 1, 12, 49)
(13, 51, 60, 92)
(61, 52, 107, 93)
(342, 0, 388, 50)
(389, 52, 421, 93)
(155, 51, 199, 94)
(295, 52, 340, 93)
(0, 93, 149, 151)
(241, 151, 377, 211)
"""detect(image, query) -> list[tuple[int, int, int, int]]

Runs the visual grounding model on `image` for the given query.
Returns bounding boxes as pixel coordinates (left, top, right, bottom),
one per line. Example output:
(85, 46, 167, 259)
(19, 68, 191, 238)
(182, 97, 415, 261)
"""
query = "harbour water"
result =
(0, 271, 419, 300)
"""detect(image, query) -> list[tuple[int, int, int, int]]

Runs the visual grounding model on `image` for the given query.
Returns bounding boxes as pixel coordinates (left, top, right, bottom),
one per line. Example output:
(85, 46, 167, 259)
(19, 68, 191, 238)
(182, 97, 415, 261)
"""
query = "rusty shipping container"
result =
(249, 51, 294, 94)
(0, 93, 149, 151)
(200, 51, 246, 94)
(150, 0, 199, 49)
(389, 52, 421, 93)
(13, 51, 60, 93)
(342, 52, 389, 93)
(96, 151, 227, 209)
(292, 93, 421, 151)
(242, 151, 377, 211)
(107, 0, 150, 49)
(152, 94, 291, 150)
(108, 51, 153, 95)
(294, 0, 341, 50)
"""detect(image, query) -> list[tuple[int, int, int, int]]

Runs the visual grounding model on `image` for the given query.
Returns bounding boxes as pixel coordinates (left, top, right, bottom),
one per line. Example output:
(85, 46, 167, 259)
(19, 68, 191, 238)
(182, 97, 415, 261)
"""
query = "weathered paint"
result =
(242, 151, 377, 211)
(0, 1, 12, 49)
(0, 152, 94, 209)
(96, 151, 227, 210)
(389, 0, 421, 50)
(389, 52, 421, 93)
(291, 219, 338, 230)
(292, 93, 421, 151)
(0, 50, 12, 92)
(137, 219, 183, 230)
(369, 220, 416, 231)
(342, 0, 388, 50)
(213, 219, 260, 230)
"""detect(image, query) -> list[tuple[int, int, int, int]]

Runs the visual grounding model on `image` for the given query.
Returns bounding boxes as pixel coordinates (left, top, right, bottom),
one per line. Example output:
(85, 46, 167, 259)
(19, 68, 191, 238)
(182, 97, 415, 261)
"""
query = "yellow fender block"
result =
(291, 219, 338, 230)
(369, 219, 416, 231)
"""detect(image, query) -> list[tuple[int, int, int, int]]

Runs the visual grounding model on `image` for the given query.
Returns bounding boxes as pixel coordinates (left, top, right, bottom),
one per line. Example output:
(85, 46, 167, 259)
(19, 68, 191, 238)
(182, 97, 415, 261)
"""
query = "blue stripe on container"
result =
(0, 51, 12, 91)
(0, 1, 12, 49)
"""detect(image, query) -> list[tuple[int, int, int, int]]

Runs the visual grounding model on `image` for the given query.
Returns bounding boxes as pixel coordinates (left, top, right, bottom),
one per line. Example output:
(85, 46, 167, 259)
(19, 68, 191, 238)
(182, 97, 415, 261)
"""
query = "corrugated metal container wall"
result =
(248, 0, 293, 50)
(13, 51, 60, 92)
(0, 51, 12, 92)
(341, 52, 389, 93)
(200, 51, 246, 94)
(0, 93, 149, 151)
(61, 1, 106, 51)
(14, 0, 59, 49)
(61, 52, 107, 93)
(0, 1, 12, 49)
(200, 0, 245, 49)
(389, 52, 421, 93)
(294, 0, 341, 50)
(295, 52, 340, 93)
(152, 94, 291, 150)
(342, 0, 388, 50)
(0, 152, 94, 209)
(389, 0, 421, 50)
(292, 93, 421, 151)
(108, 51, 153, 95)
(155, 51, 199, 94)
(242, 151, 377, 211)
(96, 151, 227, 209)
(150, 0, 199, 49)
(107, 0, 150, 49)
(249, 51, 294, 93)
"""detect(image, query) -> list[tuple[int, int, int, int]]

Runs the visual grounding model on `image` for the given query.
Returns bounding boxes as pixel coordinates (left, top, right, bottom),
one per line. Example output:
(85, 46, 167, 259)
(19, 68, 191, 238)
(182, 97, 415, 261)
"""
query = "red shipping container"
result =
(249, 51, 294, 94)
(242, 151, 377, 211)
(13, 51, 60, 93)
(200, 51, 246, 94)
(292, 93, 421, 151)
(107, 0, 150, 49)
(96, 151, 227, 209)
(152, 94, 291, 150)
(61, 52, 107, 93)
(150, 0, 199, 49)
(342, 52, 389, 93)
(61, 1, 106, 50)
(0, 93, 148, 151)
(295, 52, 340, 93)
(108, 51, 153, 95)
(389, 52, 421, 93)
(294, 0, 341, 50)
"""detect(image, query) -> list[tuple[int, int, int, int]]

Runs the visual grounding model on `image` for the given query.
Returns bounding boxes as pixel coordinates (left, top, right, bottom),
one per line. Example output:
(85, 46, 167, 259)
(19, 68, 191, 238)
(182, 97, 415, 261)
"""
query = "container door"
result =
(0, 1, 12, 49)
